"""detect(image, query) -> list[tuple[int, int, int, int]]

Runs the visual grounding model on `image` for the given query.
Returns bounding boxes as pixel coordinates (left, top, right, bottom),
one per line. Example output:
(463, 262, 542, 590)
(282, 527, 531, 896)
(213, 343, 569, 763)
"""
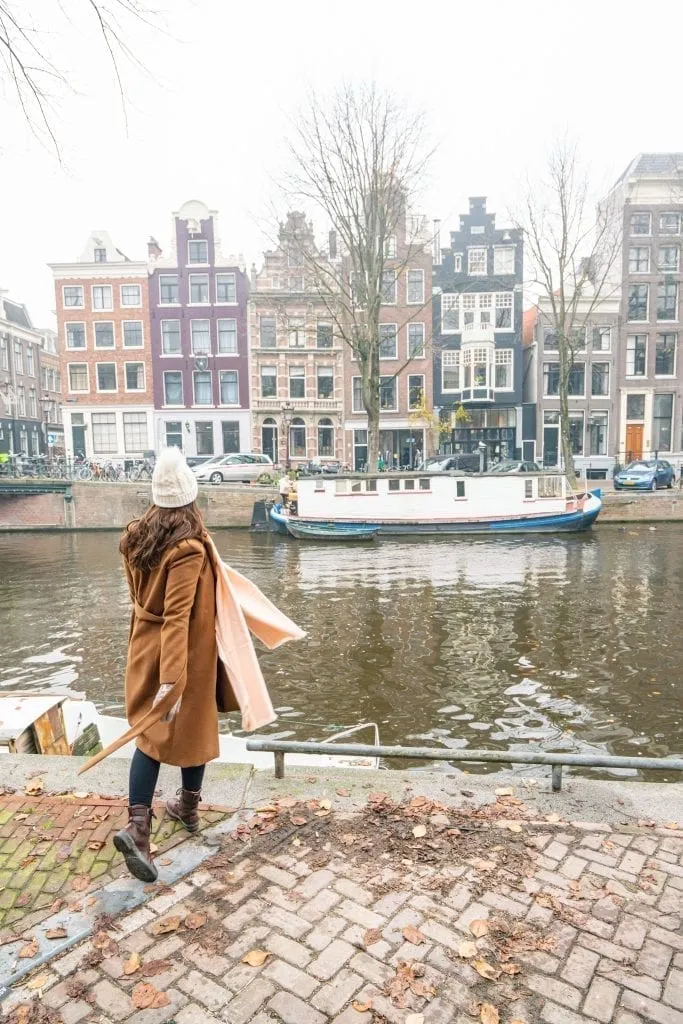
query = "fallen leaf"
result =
(71, 876, 90, 892)
(403, 924, 427, 945)
(290, 816, 307, 826)
(458, 941, 478, 959)
(352, 998, 373, 1012)
(184, 912, 206, 931)
(340, 833, 357, 845)
(124, 952, 141, 975)
(480, 1003, 499, 1024)
(510, 1019, 528, 1024)
(26, 973, 49, 991)
(159, 858, 172, 866)
(469, 919, 489, 938)
(18, 938, 39, 959)
(132, 982, 157, 1008)
(474, 960, 501, 981)
(16, 894, 31, 907)
(406, 1016, 425, 1024)
(45, 928, 68, 940)
(319, 798, 332, 810)
(242, 948, 270, 967)
(149, 843, 159, 854)
(141, 959, 172, 977)
(663, 822, 680, 830)
(506, 822, 523, 834)
(152, 991, 170, 1008)
(0, 935, 22, 946)
(546, 813, 561, 823)
(364, 928, 382, 946)
(315, 809, 331, 817)
(501, 963, 521, 976)
(306, 776, 317, 783)
(25, 778, 44, 796)
(88, 841, 104, 851)
(278, 797, 298, 808)
(495, 787, 514, 797)
(72, 791, 89, 799)
(336, 788, 350, 797)
(256, 805, 278, 813)
(292, 837, 301, 847)
(412, 824, 427, 838)
(151, 916, 181, 936)
(92, 931, 117, 954)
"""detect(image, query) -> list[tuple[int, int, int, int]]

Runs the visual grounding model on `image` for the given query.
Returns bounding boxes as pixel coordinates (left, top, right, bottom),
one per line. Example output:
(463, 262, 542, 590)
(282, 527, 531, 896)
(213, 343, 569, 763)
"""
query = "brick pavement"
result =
(2, 798, 682, 1024)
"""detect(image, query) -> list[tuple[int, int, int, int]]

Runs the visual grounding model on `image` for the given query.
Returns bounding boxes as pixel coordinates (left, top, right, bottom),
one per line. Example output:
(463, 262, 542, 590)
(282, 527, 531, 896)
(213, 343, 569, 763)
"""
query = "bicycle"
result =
(128, 459, 153, 482)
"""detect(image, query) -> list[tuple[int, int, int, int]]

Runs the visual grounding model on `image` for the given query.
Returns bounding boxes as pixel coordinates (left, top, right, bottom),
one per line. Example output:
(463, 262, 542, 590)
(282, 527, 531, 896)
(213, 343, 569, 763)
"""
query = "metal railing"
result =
(245, 738, 683, 791)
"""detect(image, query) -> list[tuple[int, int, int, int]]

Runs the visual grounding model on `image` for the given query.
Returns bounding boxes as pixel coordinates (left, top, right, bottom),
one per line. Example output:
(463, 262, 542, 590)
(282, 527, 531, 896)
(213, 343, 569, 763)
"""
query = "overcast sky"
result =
(2, 0, 682, 328)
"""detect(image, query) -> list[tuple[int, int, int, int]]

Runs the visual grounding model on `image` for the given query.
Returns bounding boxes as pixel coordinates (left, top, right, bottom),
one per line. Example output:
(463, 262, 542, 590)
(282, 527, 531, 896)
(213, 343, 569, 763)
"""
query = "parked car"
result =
(614, 459, 674, 491)
(301, 459, 342, 476)
(418, 454, 482, 473)
(490, 460, 541, 474)
(193, 454, 273, 485)
(185, 455, 220, 469)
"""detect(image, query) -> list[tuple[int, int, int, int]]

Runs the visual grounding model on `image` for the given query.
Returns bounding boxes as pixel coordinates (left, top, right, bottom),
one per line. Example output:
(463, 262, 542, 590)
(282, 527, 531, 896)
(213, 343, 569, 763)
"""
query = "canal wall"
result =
(0, 481, 280, 531)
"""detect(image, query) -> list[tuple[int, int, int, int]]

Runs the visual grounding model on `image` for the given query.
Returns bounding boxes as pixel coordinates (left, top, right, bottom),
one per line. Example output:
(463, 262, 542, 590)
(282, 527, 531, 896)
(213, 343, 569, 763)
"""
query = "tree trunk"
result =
(558, 339, 576, 486)
(362, 347, 381, 472)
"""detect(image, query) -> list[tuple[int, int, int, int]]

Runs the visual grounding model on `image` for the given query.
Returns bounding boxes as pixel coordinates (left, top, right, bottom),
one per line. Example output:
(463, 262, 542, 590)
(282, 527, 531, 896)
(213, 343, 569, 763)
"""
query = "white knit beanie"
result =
(152, 447, 199, 508)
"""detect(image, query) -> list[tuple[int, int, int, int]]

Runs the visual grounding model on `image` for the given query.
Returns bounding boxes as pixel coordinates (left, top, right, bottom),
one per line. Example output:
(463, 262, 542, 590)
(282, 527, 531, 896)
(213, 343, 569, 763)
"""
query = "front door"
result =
(261, 424, 278, 463)
(625, 424, 643, 463)
(71, 423, 86, 458)
(542, 425, 559, 467)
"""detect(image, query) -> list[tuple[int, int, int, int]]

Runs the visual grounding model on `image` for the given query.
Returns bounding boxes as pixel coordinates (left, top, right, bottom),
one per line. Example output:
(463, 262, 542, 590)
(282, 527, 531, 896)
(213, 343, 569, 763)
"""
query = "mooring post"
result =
(274, 751, 285, 779)
(551, 765, 563, 792)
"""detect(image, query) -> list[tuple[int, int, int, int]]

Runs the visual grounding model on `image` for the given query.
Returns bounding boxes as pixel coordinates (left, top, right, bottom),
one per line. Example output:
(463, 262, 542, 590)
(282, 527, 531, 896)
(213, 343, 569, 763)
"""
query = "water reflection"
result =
(0, 527, 681, 766)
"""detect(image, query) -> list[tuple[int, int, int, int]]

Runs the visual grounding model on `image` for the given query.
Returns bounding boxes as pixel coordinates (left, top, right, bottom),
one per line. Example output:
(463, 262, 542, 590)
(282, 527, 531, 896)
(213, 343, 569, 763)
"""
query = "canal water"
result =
(1, 528, 681, 774)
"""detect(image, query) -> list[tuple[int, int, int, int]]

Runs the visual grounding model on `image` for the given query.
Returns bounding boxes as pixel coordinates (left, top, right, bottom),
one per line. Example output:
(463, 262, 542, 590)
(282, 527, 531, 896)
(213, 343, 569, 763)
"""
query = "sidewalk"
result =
(2, 783, 682, 1024)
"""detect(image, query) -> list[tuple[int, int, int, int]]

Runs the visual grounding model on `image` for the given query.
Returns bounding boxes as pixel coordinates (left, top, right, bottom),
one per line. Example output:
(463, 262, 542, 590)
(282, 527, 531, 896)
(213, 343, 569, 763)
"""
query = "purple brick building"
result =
(149, 199, 250, 457)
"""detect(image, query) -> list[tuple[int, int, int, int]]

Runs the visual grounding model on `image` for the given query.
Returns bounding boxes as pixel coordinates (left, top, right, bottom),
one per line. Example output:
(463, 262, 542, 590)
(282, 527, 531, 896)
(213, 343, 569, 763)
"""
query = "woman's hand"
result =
(153, 683, 182, 722)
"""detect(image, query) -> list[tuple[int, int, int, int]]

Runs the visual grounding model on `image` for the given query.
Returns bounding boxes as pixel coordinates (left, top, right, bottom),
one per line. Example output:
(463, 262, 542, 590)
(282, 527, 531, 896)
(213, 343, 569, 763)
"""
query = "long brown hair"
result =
(120, 502, 206, 573)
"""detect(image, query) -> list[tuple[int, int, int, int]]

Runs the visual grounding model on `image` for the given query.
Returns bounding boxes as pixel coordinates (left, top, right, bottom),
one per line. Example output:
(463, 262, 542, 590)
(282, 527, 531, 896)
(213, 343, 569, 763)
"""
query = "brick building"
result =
(149, 200, 250, 459)
(249, 213, 344, 468)
(49, 232, 153, 463)
(0, 293, 45, 456)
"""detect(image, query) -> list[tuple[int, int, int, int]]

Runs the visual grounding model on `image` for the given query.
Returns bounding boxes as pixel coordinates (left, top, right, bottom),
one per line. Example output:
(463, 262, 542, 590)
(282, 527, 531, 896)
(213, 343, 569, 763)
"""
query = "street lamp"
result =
(280, 401, 294, 471)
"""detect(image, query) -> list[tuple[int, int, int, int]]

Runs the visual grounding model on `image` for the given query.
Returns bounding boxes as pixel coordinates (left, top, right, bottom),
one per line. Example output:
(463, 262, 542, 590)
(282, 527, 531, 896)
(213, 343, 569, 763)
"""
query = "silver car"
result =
(193, 454, 273, 485)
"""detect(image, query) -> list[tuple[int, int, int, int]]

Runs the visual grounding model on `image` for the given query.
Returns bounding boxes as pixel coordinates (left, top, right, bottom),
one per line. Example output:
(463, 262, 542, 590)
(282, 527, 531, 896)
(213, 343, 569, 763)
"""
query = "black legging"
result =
(129, 748, 206, 807)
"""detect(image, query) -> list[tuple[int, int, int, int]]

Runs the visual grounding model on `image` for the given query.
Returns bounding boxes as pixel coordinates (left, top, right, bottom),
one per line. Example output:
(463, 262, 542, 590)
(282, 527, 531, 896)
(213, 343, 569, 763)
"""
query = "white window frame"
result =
(381, 271, 397, 305)
(626, 334, 648, 378)
(659, 246, 680, 273)
(216, 273, 237, 304)
(406, 269, 425, 305)
(190, 319, 212, 355)
(441, 350, 461, 393)
(120, 284, 142, 308)
(163, 370, 184, 407)
(62, 285, 84, 309)
(65, 322, 87, 350)
(161, 319, 181, 356)
(656, 281, 678, 323)
(351, 375, 364, 413)
(454, 254, 463, 273)
(94, 321, 115, 349)
(493, 246, 515, 276)
(568, 410, 585, 457)
(630, 213, 651, 236)
(217, 318, 238, 355)
(67, 363, 90, 394)
(192, 370, 213, 407)
(122, 412, 149, 453)
(408, 322, 426, 359)
(159, 274, 180, 305)
(441, 293, 460, 334)
(384, 236, 397, 258)
(408, 374, 425, 411)
(494, 348, 514, 391)
(379, 375, 398, 411)
(628, 284, 649, 323)
(655, 333, 677, 378)
(95, 361, 118, 393)
(467, 247, 487, 275)
(260, 365, 277, 399)
(379, 323, 398, 360)
(124, 361, 146, 393)
(288, 364, 306, 399)
(592, 326, 612, 352)
(91, 284, 113, 311)
(628, 246, 651, 274)
(188, 273, 210, 306)
(187, 238, 209, 265)
(219, 369, 239, 406)
(91, 412, 118, 455)
(660, 213, 681, 235)
(588, 411, 609, 457)
(122, 320, 144, 349)
(591, 361, 611, 398)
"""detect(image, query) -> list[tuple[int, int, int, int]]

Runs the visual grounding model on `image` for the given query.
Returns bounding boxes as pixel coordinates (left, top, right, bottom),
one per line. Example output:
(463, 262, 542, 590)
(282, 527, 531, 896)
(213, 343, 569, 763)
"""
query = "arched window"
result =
(290, 417, 306, 458)
(318, 418, 334, 457)
(261, 417, 278, 462)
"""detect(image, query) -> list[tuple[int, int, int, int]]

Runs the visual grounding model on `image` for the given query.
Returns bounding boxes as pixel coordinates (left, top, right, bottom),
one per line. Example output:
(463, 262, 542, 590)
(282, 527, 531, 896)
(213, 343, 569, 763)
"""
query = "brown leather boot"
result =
(166, 789, 201, 833)
(113, 805, 158, 882)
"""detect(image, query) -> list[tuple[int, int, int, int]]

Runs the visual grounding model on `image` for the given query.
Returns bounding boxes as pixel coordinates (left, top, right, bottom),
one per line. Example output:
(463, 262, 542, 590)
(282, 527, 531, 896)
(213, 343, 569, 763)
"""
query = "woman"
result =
(113, 447, 218, 883)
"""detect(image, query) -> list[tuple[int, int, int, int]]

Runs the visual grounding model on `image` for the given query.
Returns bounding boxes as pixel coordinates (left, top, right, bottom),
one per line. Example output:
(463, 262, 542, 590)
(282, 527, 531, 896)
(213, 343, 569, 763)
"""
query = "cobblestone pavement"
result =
(0, 793, 227, 931)
(2, 796, 683, 1024)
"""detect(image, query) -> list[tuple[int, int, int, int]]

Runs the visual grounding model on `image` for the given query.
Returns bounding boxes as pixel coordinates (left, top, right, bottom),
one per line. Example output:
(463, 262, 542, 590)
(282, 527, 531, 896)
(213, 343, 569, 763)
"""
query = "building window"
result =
(316, 321, 333, 349)
(379, 323, 397, 359)
(384, 236, 397, 258)
(631, 213, 651, 235)
(381, 271, 397, 304)
(125, 362, 145, 391)
(495, 292, 513, 329)
(543, 363, 560, 396)
(660, 213, 681, 235)
(569, 326, 586, 350)
(120, 284, 141, 307)
(189, 274, 209, 304)
(159, 275, 179, 304)
(588, 412, 608, 456)
(66, 323, 85, 350)
(92, 285, 113, 310)
(0, 338, 7, 371)
(318, 418, 334, 457)
(569, 412, 584, 456)
(63, 286, 84, 308)
(26, 346, 35, 377)
(288, 247, 304, 268)
(260, 316, 277, 348)
(592, 362, 610, 396)
(92, 412, 117, 453)
(289, 365, 305, 399)
(215, 318, 237, 354)
(442, 350, 460, 391)
(190, 319, 211, 354)
(495, 348, 513, 389)
(193, 371, 212, 405)
(216, 273, 236, 303)
(317, 365, 334, 399)
(408, 375, 424, 410)
(288, 317, 305, 348)
(456, 480, 466, 498)
(164, 371, 184, 405)
(222, 421, 240, 453)
(468, 247, 487, 275)
(16, 386, 25, 416)
(454, 254, 462, 272)
(123, 321, 143, 348)
(408, 323, 425, 359)
(352, 376, 364, 413)
(543, 328, 558, 350)
(628, 284, 649, 321)
(165, 421, 183, 449)
(94, 322, 114, 348)
(657, 282, 678, 321)
(441, 293, 460, 333)
(655, 333, 676, 376)
(68, 364, 89, 392)
(290, 418, 306, 458)
(629, 247, 650, 273)
(28, 388, 37, 418)
(290, 276, 304, 292)
(13, 342, 23, 375)
(407, 270, 425, 304)
(568, 364, 585, 396)
(220, 370, 239, 405)
(493, 247, 515, 275)
(379, 376, 396, 410)
(96, 363, 117, 392)
(626, 335, 647, 377)
(592, 327, 612, 351)
(161, 320, 181, 355)
(659, 246, 680, 273)
(188, 239, 208, 264)
(653, 393, 674, 451)
(261, 366, 277, 398)
(195, 421, 214, 455)
(94, 247, 107, 263)
(123, 412, 147, 452)
(626, 394, 645, 422)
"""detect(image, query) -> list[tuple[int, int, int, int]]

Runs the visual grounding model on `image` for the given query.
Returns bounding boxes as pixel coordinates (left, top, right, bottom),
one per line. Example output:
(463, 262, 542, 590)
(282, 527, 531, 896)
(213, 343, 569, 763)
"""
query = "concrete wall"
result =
(0, 482, 279, 530)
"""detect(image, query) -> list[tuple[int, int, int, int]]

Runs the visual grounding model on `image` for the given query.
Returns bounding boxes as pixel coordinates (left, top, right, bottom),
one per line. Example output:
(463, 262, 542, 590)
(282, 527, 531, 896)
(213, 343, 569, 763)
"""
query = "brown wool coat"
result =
(124, 537, 220, 767)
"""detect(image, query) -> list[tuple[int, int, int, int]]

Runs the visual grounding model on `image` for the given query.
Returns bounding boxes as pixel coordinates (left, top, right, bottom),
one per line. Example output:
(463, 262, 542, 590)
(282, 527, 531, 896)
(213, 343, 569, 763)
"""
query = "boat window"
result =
(404, 479, 415, 491)
(525, 479, 534, 499)
(315, 479, 325, 492)
(388, 479, 400, 491)
(367, 479, 378, 492)
(538, 475, 563, 497)
(351, 481, 363, 493)
(419, 479, 430, 491)
(335, 479, 350, 494)
(456, 480, 466, 498)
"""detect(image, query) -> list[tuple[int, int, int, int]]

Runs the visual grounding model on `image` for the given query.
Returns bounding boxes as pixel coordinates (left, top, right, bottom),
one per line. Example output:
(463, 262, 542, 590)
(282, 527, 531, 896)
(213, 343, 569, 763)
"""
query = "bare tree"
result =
(282, 82, 434, 470)
(516, 140, 621, 484)
(0, 0, 158, 154)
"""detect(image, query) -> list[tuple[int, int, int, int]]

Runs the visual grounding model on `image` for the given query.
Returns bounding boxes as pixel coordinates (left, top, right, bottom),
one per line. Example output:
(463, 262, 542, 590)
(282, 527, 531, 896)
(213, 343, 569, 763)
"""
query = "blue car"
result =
(614, 459, 675, 491)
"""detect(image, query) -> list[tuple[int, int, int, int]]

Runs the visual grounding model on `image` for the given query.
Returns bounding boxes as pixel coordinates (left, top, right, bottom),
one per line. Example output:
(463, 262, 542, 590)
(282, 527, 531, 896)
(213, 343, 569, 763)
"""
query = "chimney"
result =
(328, 230, 337, 260)
(147, 237, 162, 260)
(432, 220, 441, 265)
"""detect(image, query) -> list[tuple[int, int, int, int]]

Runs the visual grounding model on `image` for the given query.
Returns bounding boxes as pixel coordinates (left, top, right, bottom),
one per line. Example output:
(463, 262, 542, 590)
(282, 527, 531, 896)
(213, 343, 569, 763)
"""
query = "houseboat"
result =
(270, 471, 602, 536)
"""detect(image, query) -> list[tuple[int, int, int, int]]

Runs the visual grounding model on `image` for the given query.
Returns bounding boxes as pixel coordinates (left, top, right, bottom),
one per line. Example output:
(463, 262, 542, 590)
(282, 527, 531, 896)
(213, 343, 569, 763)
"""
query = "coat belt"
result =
(134, 602, 163, 624)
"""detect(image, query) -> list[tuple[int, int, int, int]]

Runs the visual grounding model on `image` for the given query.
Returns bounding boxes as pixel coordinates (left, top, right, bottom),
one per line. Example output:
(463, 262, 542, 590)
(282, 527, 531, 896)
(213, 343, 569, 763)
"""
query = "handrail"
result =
(245, 738, 683, 791)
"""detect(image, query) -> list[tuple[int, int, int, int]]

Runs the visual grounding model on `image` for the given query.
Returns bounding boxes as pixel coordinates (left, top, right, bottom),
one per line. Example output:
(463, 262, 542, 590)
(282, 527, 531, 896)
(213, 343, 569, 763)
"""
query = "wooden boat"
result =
(270, 470, 602, 537)
(286, 520, 379, 542)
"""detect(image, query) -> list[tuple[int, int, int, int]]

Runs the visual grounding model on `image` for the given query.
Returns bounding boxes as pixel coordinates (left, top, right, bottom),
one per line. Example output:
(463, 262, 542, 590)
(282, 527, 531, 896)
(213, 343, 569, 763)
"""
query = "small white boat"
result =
(271, 470, 601, 537)
(0, 691, 379, 770)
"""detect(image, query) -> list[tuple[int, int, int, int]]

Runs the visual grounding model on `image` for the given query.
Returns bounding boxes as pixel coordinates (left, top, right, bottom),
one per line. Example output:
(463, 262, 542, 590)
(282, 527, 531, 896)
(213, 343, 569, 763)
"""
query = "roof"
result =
(1, 298, 33, 329)
(614, 153, 683, 186)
